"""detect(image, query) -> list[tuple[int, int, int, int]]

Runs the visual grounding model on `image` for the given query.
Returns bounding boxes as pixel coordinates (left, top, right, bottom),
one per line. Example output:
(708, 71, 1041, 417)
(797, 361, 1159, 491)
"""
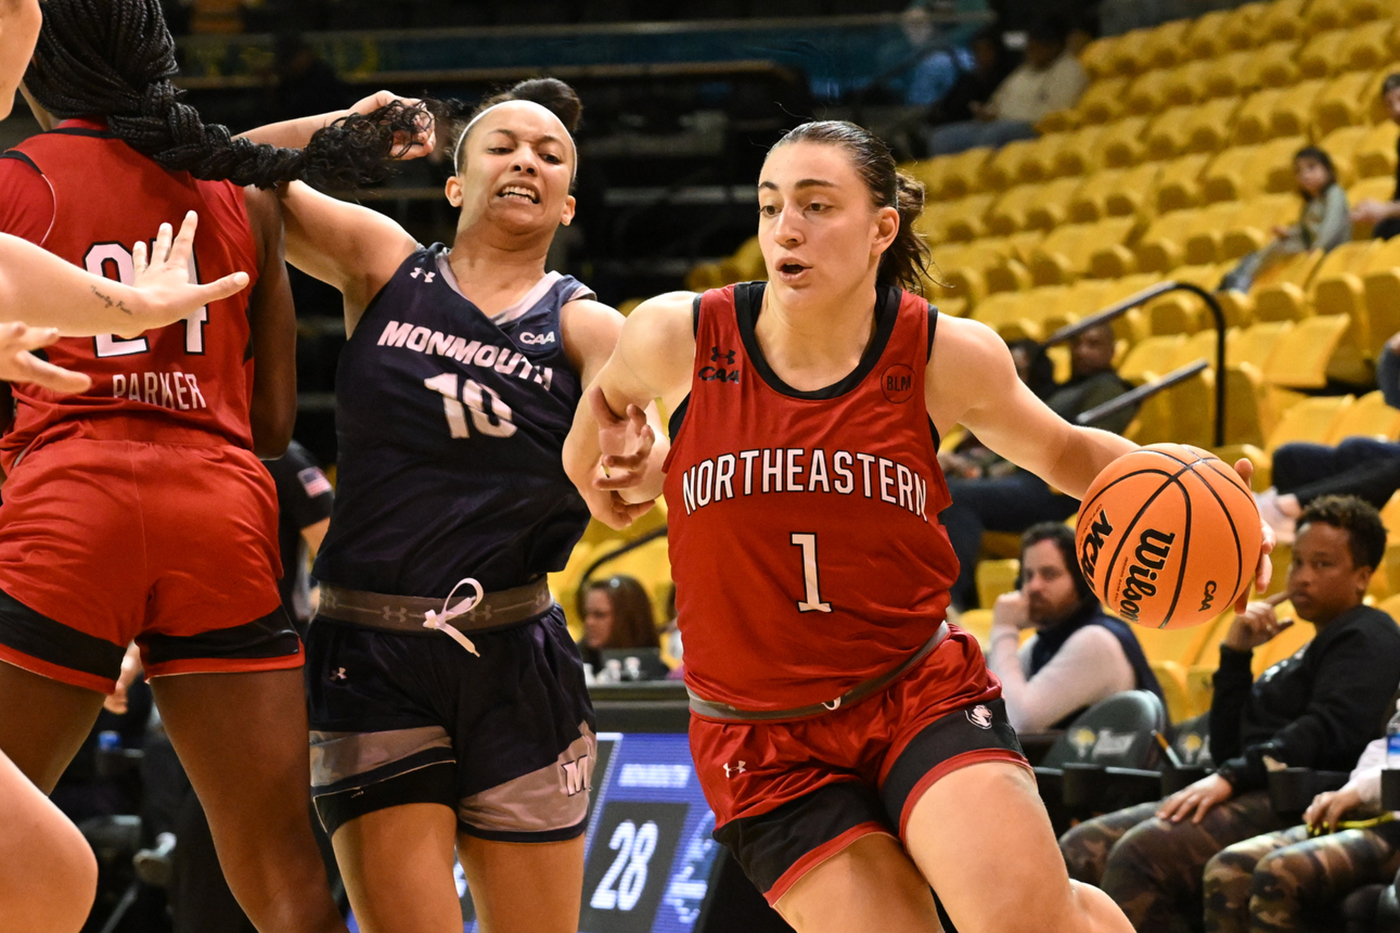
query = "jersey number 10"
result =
(84, 242, 209, 358)
(423, 373, 517, 438)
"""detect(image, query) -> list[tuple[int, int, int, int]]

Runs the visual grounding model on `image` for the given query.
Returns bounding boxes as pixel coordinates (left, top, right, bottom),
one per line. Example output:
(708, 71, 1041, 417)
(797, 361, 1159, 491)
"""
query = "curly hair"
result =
(25, 0, 425, 189)
(1298, 494, 1386, 570)
(769, 120, 930, 295)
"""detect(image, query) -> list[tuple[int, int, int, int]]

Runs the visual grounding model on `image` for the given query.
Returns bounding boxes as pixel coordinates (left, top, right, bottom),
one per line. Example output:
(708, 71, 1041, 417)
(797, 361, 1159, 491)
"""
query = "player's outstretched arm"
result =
(277, 180, 417, 336)
(0, 214, 250, 338)
(239, 90, 435, 160)
(926, 314, 1135, 499)
(563, 292, 695, 529)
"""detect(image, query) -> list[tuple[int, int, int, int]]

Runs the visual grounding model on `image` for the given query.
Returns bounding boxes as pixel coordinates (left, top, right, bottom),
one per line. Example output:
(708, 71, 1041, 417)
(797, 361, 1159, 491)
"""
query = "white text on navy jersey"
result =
(679, 448, 929, 521)
(376, 320, 553, 390)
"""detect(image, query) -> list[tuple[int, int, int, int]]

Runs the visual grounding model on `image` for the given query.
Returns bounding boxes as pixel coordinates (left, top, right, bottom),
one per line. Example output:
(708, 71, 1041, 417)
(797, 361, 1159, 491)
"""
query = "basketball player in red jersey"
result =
(0, 0, 415, 928)
(566, 121, 1272, 932)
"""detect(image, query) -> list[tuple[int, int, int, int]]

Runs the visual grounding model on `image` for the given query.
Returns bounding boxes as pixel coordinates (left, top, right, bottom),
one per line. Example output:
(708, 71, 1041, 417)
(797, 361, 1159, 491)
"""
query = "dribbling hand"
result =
(0, 323, 90, 394)
(1233, 458, 1275, 611)
(126, 211, 250, 337)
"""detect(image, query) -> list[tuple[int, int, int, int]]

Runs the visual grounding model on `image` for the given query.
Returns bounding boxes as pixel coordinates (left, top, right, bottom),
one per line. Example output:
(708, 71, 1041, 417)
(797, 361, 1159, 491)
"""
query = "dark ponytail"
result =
(25, 0, 423, 189)
(771, 120, 930, 294)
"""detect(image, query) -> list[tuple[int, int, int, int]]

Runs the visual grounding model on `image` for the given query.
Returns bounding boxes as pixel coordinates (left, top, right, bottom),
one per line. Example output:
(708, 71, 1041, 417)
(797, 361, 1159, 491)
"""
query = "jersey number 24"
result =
(84, 242, 209, 358)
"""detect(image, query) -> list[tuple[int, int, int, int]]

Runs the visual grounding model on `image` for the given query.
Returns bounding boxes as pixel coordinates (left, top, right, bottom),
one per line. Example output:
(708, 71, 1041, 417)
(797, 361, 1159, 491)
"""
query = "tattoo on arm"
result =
(91, 286, 134, 316)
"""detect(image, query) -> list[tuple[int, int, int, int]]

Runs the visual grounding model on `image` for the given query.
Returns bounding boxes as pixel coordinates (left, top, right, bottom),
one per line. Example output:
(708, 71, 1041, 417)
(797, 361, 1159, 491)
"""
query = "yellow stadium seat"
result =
(1307, 0, 1387, 32)
(1072, 76, 1132, 126)
(1200, 136, 1308, 204)
(1218, 2, 1270, 51)
(1356, 122, 1399, 181)
(984, 184, 1046, 236)
(1181, 201, 1248, 265)
(1027, 216, 1139, 286)
(1359, 238, 1400, 356)
(1229, 320, 1294, 371)
(1023, 176, 1090, 231)
(1155, 152, 1214, 213)
(1313, 71, 1390, 138)
(1263, 315, 1360, 388)
(1078, 34, 1124, 80)
(1100, 116, 1153, 169)
(1186, 8, 1254, 60)
(1321, 124, 1379, 186)
(1205, 49, 1267, 101)
(976, 559, 1020, 609)
(1184, 610, 1241, 718)
(1231, 88, 1287, 146)
(1311, 237, 1400, 356)
(955, 608, 995, 648)
(1224, 395, 1355, 487)
(1217, 251, 1324, 327)
(1119, 334, 1187, 384)
(1348, 175, 1398, 240)
(1125, 68, 1176, 116)
(1297, 29, 1356, 80)
(1255, 0, 1309, 42)
(937, 193, 997, 242)
(1328, 390, 1400, 441)
(1138, 19, 1195, 72)
(1051, 124, 1112, 177)
(980, 137, 1056, 191)
(1143, 264, 1234, 333)
(1341, 19, 1397, 73)
(1163, 59, 1215, 107)
(1068, 163, 1163, 223)
(1215, 193, 1300, 261)
(1242, 39, 1303, 90)
(932, 147, 995, 200)
(1264, 79, 1330, 140)
(1256, 240, 1379, 322)
(1144, 98, 1242, 160)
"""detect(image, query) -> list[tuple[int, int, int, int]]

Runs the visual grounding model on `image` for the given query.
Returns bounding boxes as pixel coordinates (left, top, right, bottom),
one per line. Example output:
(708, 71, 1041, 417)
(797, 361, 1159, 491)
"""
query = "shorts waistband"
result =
(317, 579, 554, 635)
(687, 622, 950, 723)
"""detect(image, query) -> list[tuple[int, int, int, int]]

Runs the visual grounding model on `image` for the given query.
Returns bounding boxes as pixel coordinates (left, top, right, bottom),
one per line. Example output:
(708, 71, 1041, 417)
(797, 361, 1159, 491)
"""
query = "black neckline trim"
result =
(734, 281, 901, 401)
(0, 151, 40, 174)
(45, 127, 117, 139)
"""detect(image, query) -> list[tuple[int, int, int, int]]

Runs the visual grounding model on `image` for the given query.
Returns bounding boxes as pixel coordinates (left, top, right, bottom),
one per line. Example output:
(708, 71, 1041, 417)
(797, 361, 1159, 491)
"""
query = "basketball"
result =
(1076, 444, 1262, 630)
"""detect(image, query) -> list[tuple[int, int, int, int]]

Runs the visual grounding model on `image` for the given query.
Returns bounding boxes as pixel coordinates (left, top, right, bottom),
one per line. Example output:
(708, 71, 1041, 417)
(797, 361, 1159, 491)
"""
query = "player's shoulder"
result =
(628, 291, 699, 333)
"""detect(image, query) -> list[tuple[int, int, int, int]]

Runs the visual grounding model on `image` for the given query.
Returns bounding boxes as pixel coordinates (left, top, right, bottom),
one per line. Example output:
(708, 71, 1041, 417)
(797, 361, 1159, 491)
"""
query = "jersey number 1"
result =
(790, 532, 832, 613)
(84, 242, 209, 358)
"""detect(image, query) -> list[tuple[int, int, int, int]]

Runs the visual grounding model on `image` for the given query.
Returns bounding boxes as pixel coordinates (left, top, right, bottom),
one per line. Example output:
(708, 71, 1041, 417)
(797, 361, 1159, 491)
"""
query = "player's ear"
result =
(560, 194, 576, 227)
(445, 175, 463, 209)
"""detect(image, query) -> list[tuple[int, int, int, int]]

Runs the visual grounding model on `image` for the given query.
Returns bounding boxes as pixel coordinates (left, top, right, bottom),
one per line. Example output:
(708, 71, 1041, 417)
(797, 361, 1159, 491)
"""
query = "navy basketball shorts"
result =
(691, 631, 1027, 905)
(305, 605, 596, 842)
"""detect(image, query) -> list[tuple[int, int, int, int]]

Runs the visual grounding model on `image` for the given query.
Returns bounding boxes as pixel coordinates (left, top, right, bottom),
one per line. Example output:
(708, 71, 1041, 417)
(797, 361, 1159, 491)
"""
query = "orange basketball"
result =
(1075, 444, 1262, 630)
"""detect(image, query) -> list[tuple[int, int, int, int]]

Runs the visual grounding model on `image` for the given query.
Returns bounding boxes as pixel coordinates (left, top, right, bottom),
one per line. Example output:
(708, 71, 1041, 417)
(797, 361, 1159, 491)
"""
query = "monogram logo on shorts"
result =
(966, 705, 994, 730)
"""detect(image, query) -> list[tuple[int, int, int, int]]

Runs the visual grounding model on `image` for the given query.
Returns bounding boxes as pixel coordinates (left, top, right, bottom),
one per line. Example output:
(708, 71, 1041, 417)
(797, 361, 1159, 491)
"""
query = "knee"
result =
(1202, 847, 1255, 909)
(1060, 822, 1104, 885)
(1251, 849, 1302, 905)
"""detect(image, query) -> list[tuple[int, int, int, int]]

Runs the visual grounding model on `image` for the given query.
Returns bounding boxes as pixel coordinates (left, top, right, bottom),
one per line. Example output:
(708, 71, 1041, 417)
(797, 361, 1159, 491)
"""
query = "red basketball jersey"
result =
(663, 283, 960, 713)
(0, 120, 260, 465)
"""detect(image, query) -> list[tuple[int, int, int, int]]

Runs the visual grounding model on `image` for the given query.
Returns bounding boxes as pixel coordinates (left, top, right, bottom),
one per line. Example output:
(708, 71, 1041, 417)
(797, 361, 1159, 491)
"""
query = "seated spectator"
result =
(940, 339, 1057, 481)
(577, 574, 661, 675)
(1203, 715, 1400, 933)
(924, 25, 1020, 130)
(942, 323, 1132, 609)
(263, 439, 334, 636)
(1256, 338, 1400, 544)
(986, 523, 1164, 732)
(1059, 496, 1400, 931)
(1353, 74, 1400, 240)
(924, 16, 1087, 156)
(1220, 147, 1350, 294)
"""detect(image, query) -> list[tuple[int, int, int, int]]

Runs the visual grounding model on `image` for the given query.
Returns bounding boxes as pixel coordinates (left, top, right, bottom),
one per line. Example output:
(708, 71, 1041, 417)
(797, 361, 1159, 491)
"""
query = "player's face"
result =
(1021, 539, 1081, 626)
(0, 0, 42, 121)
(447, 101, 576, 237)
(756, 141, 899, 300)
(583, 588, 615, 648)
(1287, 522, 1370, 624)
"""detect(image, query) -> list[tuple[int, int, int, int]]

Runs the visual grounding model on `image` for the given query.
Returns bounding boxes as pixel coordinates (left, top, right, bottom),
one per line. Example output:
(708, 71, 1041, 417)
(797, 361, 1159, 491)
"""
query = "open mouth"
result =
(777, 261, 810, 278)
(497, 185, 540, 204)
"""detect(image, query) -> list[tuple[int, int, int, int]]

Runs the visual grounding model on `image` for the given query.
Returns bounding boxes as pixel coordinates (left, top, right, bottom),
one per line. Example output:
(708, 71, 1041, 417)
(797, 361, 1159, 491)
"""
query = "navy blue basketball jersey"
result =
(314, 244, 593, 598)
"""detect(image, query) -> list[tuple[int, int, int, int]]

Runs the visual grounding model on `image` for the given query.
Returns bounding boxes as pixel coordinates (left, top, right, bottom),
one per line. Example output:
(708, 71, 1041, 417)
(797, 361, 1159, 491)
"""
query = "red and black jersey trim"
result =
(667, 293, 705, 439)
(735, 282, 902, 401)
(0, 151, 41, 173)
(140, 606, 300, 668)
(0, 586, 127, 681)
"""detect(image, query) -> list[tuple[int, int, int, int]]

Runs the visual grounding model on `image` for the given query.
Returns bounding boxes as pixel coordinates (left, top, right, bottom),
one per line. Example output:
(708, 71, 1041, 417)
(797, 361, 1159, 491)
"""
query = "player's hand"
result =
(1234, 458, 1274, 610)
(348, 90, 436, 160)
(125, 212, 250, 337)
(0, 322, 90, 394)
(1223, 592, 1292, 652)
(1304, 785, 1368, 833)
(589, 386, 656, 493)
(992, 591, 1033, 630)
(1156, 773, 1233, 824)
(102, 643, 143, 715)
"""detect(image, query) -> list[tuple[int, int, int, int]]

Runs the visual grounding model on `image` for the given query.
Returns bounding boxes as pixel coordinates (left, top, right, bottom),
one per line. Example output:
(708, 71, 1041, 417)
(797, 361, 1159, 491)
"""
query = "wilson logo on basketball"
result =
(1117, 529, 1177, 623)
(1079, 509, 1114, 582)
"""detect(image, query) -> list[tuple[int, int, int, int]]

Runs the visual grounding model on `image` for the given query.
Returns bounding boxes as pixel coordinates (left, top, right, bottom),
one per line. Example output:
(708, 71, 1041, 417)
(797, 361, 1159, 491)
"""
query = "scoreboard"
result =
(345, 732, 724, 933)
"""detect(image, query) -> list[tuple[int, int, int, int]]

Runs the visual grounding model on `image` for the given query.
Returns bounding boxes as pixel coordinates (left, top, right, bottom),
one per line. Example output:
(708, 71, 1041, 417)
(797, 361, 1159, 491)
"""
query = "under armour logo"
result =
(330, 667, 348, 682)
(380, 606, 409, 626)
(710, 346, 736, 365)
(410, 267, 437, 284)
(722, 761, 746, 778)
(822, 697, 842, 711)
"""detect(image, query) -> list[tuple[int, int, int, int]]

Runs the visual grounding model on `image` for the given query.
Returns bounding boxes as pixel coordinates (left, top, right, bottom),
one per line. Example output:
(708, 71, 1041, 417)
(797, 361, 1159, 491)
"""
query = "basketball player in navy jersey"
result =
(256, 79, 658, 933)
(566, 121, 1274, 933)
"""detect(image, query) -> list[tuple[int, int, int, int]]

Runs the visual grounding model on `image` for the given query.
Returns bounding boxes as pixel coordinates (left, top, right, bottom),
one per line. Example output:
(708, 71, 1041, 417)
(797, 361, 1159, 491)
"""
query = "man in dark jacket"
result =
(1059, 496, 1400, 932)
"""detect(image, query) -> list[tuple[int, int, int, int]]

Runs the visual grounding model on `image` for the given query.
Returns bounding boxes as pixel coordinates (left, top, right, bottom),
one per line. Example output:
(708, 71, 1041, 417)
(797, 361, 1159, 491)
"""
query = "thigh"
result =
(332, 803, 461, 933)
(774, 834, 944, 933)
(1271, 442, 1341, 493)
(0, 657, 105, 792)
(1255, 827, 1400, 909)
(904, 760, 1132, 933)
(1060, 802, 1161, 884)
(458, 834, 585, 933)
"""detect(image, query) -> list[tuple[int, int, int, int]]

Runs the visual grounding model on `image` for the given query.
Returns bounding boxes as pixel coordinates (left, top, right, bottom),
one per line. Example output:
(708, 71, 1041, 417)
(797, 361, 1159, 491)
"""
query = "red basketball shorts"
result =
(0, 425, 300, 693)
(689, 626, 1029, 905)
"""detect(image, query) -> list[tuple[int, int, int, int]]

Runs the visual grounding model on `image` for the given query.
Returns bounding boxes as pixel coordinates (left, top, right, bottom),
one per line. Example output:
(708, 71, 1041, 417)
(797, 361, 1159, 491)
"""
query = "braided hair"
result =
(25, 0, 424, 189)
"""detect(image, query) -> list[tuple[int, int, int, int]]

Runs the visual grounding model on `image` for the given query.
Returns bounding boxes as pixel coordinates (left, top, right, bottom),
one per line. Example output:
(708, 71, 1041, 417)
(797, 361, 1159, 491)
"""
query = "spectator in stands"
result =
(263, 439, 334, 634)
(923, 15, 1087, 156)
(1256, 337, 1400, 544)
(577, 574, 660, 673)
(943, 322, 1132, 609)
(1060, 496, 1400, 932)
(986, 523, 1163, 732)
(1352, 74, 1400, 240)
(1219, 146, 1350, 293)
(1202, 704, 1400, 933)
(923, 25, 1020, 130)
(268, 34, 351, 124)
